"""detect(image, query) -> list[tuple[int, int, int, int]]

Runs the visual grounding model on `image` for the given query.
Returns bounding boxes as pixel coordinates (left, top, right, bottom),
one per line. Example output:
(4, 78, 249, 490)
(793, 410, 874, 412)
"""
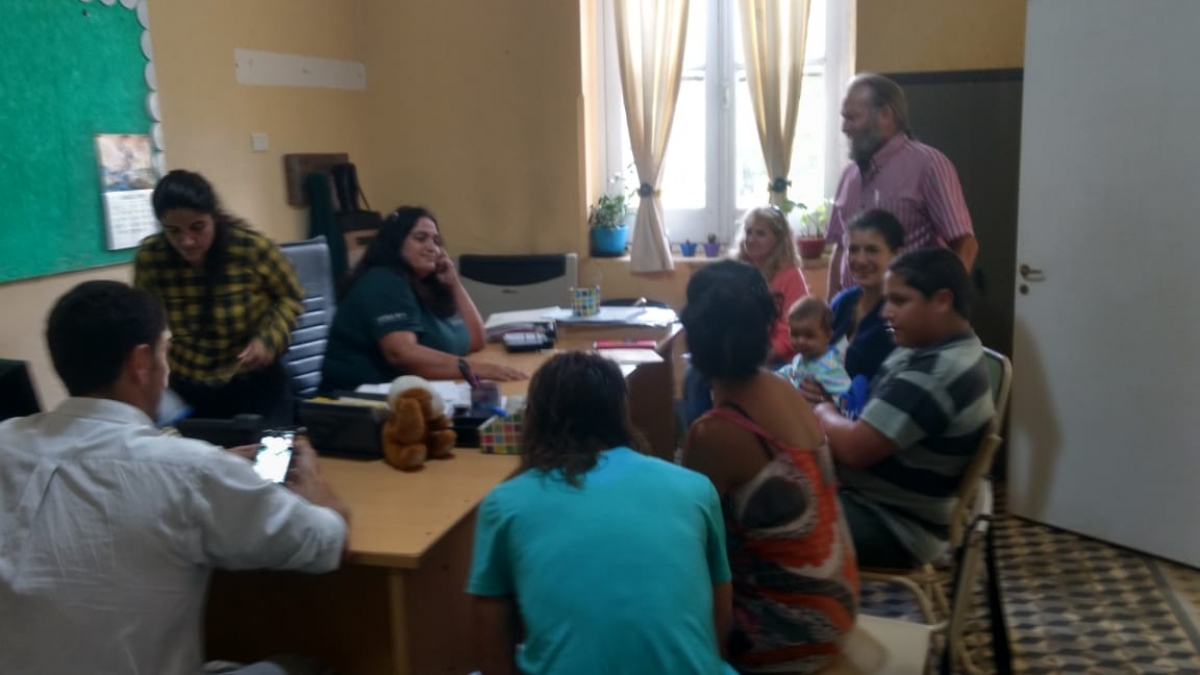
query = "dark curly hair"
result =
(681, 259, 778, 382)
(519, 351, 646, 487)
(340, 206, 457, 318)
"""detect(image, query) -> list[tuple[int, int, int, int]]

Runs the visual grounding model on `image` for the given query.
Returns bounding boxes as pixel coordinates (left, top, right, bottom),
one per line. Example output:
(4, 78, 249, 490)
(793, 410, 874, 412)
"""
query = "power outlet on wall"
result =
(251, 133, 269, 152)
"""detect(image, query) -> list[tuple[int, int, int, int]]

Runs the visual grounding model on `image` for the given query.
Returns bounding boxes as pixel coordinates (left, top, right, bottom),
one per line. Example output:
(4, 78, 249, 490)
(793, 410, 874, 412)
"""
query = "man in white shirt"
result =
(0, 280, 351, 675)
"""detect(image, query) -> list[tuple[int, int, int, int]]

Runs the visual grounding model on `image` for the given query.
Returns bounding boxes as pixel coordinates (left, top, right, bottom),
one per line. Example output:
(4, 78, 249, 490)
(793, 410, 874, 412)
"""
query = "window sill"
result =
(587, 252, 830, 268)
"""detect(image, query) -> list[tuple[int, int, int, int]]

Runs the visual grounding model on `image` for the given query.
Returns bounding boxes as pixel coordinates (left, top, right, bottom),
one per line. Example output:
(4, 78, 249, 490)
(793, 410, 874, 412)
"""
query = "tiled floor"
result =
(859, 507, 1200, 673)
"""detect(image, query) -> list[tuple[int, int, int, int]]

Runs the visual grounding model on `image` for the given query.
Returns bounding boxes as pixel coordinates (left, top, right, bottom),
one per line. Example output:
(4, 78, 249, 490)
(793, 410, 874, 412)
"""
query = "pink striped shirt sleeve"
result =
(920, 150, 974, 242)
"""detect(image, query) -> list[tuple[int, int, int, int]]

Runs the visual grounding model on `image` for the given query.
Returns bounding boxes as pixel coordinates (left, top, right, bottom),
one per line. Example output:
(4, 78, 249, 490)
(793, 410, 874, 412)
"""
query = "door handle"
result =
(1019, 264, 1045, 282)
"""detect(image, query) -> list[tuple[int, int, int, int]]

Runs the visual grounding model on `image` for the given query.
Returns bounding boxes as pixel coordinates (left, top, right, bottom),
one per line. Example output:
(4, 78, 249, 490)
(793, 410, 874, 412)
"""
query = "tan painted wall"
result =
(859, 0, 1027, 73)
(857, 0, 1026, 73)
(358, 0, 588, 258)
(0, 0, 370, 406)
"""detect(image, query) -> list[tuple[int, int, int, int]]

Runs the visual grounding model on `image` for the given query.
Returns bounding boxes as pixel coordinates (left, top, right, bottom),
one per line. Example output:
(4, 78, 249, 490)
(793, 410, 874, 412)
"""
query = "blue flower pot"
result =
(680, 241, 698, 257)
(591, 225, 629, 257)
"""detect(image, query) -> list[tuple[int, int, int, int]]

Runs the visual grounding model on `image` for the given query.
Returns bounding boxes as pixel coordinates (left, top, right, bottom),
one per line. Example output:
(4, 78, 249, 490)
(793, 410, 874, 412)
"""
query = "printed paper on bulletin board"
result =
(0, 0, 157, 284)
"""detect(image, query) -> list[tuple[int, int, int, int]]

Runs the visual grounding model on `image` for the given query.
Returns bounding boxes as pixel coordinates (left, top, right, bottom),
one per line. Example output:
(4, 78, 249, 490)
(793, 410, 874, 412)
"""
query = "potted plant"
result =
(679, 239, 698, 257)
(589, 193, 630, 257)
(792, 200, 831, 260)
(702, 233, 721, 258)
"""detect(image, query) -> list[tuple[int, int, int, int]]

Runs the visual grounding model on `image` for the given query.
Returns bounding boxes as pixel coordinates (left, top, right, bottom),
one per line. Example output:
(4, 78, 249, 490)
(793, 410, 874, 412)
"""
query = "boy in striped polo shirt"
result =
(806, 248, 994, 567)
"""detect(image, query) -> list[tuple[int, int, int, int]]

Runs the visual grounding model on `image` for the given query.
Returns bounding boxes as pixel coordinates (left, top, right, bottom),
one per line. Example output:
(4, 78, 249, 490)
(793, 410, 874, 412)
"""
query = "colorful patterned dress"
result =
(703, 404, 859, 673)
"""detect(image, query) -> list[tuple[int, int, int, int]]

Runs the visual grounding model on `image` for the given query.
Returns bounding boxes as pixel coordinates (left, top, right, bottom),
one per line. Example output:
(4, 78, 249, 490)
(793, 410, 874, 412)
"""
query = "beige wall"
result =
(359, 0, 588, 258)
(0, 0, 370, 406)
(857, 0, 1026, 73)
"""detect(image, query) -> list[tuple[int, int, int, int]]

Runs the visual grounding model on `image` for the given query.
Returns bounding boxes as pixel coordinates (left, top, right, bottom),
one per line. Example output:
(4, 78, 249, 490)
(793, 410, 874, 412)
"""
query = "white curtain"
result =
(737, 0, 812, 206)
(613, 0, 689, 273)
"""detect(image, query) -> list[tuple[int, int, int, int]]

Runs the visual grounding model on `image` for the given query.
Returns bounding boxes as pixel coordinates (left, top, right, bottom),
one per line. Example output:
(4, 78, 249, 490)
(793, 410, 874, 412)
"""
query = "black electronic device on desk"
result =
(451, 405, 491, 448)
(174, 414, 266, 448)
(298, 397, 389, 460)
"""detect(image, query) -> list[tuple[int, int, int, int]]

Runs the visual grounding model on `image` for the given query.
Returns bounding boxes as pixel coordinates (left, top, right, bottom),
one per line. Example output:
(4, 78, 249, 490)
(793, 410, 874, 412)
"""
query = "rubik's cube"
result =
(572, 286, 600, 317)
(480, 410, 524, 455)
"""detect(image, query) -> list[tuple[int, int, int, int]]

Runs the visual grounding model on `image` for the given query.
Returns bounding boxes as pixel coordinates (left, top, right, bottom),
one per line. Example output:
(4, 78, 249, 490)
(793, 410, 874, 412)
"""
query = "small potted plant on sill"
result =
(792, 200, 831, 260)
(589, 193, 630, 257)
(680, 239, 698, 257)
(703, 233, 721, 258)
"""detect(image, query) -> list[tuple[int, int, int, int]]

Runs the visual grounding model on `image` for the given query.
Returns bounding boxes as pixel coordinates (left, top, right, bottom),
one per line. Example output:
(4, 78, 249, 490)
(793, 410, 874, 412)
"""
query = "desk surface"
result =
(319, 450, 519, 569)
(320, 331, 679, 569)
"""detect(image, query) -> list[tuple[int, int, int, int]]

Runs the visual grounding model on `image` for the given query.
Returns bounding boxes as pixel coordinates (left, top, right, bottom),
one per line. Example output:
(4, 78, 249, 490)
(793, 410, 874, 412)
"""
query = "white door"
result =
(1008, 0, 1200, 567)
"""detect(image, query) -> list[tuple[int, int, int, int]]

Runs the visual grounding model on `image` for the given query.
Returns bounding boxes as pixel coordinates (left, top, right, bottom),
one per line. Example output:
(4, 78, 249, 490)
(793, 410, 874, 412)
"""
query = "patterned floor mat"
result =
(858, 510, 1200, 673)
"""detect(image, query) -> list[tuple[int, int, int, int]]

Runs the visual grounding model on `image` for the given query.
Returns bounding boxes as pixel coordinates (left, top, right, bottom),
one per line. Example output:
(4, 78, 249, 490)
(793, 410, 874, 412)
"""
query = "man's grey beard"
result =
(849, 128, 885, 165)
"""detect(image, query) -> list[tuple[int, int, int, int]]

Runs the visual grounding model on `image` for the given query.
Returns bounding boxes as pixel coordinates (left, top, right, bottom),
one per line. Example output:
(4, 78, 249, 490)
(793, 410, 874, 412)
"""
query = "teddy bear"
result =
(381, 375, 457, 471)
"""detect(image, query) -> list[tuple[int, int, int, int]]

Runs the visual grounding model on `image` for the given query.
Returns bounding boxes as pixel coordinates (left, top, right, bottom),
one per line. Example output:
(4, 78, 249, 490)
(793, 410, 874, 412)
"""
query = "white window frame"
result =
(595, 0, 853, 244)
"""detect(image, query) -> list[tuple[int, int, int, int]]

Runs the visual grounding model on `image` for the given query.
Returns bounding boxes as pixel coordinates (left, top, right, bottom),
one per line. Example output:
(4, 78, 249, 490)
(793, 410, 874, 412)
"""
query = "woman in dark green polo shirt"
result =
(320, 206, 526, 393)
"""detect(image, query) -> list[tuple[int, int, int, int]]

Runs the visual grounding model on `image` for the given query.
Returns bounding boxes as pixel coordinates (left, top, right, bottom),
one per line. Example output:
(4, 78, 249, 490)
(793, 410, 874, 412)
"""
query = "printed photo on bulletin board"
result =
(95, 133, 159, 250)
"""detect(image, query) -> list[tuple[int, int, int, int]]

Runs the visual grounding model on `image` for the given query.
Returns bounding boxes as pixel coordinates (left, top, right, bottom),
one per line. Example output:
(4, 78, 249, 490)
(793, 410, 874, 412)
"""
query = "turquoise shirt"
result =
(468, 447, 736, 675)
(320, 266, 470, 392)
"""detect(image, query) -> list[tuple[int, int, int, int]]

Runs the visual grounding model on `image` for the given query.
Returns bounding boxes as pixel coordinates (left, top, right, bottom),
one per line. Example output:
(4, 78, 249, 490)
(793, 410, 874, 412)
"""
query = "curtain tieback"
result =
(768, 176, 791, 194)
(637, 183, 662, 198)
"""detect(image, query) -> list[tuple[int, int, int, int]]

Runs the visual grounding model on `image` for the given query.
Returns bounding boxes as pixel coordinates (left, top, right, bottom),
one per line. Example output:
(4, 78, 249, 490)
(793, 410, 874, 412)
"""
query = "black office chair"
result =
(0, 359, 40, 421)
(279, 237, 336, 399)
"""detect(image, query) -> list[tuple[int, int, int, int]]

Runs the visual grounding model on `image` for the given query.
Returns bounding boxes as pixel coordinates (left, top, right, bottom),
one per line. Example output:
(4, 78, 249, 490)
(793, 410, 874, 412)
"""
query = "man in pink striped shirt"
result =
(825, 73, 978, 299)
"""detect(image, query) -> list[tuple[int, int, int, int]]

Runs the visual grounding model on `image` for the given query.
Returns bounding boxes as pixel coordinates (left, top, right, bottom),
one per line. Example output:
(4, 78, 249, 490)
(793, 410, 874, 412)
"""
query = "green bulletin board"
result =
(0, 0, 156, 284)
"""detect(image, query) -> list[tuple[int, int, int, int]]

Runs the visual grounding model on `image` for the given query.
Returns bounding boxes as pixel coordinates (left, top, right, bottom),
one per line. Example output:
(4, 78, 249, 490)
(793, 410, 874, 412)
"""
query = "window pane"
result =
(806, 0, 827, 63)
(660, 76, 706, 209)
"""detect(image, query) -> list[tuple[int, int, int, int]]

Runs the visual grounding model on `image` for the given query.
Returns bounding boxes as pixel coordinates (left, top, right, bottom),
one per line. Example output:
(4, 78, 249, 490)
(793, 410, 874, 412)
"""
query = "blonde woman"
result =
(732, 206, 809, 363)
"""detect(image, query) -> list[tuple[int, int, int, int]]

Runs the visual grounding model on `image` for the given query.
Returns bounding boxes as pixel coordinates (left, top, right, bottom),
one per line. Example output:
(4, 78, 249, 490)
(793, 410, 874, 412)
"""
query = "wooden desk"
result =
(554, 323, 681, 461)
(207, 328, 681, 675)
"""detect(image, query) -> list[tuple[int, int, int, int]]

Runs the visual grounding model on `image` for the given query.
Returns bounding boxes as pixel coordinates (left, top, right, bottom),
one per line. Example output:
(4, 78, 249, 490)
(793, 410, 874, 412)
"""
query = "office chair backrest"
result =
(279, 237, 336, 398)
(457, 253, 578, 319)
(0, 359, 40, 421)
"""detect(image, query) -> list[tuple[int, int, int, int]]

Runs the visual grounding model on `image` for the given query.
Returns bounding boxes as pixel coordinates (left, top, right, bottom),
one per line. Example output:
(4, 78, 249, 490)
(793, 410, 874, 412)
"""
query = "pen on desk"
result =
(458, 358, 481, 389)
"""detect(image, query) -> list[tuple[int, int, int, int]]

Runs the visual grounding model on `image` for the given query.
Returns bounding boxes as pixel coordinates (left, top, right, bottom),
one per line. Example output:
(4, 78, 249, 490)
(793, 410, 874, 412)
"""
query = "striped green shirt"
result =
(838, 332, 994, 563)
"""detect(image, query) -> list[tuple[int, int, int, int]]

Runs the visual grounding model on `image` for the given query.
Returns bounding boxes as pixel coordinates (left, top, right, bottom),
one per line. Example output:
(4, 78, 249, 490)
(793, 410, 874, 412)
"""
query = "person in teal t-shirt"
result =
(319, 206, 526, 393)
(468, 352, 737, 675)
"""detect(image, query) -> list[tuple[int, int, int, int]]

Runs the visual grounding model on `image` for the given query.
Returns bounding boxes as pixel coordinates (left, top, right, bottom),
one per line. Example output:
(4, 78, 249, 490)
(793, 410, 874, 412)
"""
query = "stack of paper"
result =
(596, 348, 663, 366)
(483, 307, 560, 340)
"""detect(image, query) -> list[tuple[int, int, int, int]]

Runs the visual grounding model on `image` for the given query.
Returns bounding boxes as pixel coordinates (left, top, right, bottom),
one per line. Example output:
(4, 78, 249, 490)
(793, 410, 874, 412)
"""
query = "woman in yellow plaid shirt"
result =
(134, 170, 303, 423)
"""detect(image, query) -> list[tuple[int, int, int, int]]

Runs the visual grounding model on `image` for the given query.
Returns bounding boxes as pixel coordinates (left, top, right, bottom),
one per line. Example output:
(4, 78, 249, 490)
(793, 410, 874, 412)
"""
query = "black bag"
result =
(298, 400, 388, 460)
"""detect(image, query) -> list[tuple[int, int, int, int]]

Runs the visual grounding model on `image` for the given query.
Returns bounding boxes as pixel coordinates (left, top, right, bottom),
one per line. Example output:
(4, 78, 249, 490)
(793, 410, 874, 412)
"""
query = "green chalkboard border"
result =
(0, 0, 163, 285)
